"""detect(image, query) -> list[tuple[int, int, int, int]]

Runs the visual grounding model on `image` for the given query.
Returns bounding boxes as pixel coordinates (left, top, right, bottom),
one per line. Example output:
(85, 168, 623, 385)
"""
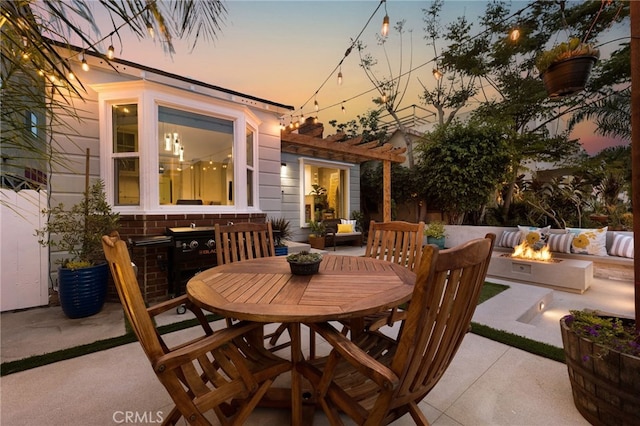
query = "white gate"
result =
(0, 189, 49, 311)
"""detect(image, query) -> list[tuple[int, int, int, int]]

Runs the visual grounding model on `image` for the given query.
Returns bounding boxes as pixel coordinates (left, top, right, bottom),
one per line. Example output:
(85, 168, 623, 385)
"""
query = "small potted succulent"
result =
(424, 221, 446, 249)
(286, 251, 323, 275)
(535, 37, 600, 99)
(269, 217, 292, 256)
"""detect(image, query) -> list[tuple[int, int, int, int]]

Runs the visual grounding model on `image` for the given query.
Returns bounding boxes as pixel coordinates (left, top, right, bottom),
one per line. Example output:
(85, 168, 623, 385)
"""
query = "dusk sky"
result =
(93, 0, 630, 155)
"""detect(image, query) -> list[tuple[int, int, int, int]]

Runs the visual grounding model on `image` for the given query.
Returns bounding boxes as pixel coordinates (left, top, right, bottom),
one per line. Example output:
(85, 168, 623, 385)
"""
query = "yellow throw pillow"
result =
(337, 224, 353, 233)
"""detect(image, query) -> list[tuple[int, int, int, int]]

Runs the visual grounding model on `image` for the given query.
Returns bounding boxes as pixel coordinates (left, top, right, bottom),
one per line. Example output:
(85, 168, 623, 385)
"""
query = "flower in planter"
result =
(563, 309, 639, 359)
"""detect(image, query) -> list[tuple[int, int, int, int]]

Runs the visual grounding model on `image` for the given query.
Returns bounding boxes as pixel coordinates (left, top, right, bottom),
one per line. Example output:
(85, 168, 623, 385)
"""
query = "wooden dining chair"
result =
(214, 221, 276, 265)
(347, 220, 426, 333)
(102, 232, 290, 425)
(302, 234, 496, 426)
(214, 222, 290, 352)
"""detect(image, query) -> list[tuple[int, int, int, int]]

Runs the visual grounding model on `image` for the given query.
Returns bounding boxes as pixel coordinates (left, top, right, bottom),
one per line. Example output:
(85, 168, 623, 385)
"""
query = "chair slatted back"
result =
(392, 234, 495, 402)
(364, 220, 425, 272)
(101, 233, 166, 361)
(215, 222, 275, 265)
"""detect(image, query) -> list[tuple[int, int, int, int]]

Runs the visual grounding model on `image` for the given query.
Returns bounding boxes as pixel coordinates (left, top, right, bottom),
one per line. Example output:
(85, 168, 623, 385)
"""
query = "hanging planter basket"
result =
(560, 316, 640, 425)
(541, 55, 598, 99)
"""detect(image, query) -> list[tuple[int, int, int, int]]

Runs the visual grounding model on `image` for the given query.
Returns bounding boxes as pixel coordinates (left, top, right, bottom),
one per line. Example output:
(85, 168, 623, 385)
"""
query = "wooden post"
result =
(383, 160, 391, 222)
(630, 1, 639, 331)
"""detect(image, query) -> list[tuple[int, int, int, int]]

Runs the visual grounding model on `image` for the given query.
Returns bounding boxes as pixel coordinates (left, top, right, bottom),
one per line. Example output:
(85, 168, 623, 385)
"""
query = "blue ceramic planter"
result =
(58, 263, 109, 318)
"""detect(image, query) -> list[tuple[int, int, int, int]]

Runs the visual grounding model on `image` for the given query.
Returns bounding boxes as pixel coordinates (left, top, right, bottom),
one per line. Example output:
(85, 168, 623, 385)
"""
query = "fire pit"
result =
(488, 243, 593, 293)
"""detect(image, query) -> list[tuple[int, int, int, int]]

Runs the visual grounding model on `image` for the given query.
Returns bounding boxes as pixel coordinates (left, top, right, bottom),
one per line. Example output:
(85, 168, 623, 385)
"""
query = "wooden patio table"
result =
(186, 254, 415, 425)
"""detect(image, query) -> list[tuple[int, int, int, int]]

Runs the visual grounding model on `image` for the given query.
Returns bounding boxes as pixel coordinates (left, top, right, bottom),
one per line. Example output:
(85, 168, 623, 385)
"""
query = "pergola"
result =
(281, 128, 407, 222)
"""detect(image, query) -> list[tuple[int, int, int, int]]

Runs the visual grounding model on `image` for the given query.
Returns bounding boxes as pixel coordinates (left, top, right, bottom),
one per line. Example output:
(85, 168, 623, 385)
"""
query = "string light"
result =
(107, 44, 115, 59)
(381, 0, 389, 37)
(146, 22, 155, 39)
(314, 99, 319, 112)
(337, 68, 343, 85)
(432, 68, 443, 80)
(381, 14, 389, 37)
(67, 71, 75, 80)
(81, 55, 89, 71)
(509, 28, 520, 42)
(341, 102, 346, 114)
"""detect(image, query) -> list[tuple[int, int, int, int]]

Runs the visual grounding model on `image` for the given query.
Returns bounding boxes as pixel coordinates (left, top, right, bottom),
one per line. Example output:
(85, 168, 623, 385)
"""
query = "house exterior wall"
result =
(41, 54, 291, 303)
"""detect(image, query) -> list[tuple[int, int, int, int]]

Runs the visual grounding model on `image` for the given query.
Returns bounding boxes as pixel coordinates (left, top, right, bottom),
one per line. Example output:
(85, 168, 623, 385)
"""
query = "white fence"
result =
(0, 189, 49, 311)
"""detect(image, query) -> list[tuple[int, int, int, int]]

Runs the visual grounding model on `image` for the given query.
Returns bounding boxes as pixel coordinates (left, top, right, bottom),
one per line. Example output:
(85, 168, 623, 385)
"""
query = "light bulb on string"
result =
(107, 44, 115, 59)
(81, 55, 89, 71)
(337, 69, 343, 85)
(341, 102, 346, 114)
(68, 71, 75, 80)
(432, 68, 443, 80)
(509, 27, 520, 42)
(381, 15, 389, 37)
(313, 116, 318, 124)
(314, 99, 319, 112)
(146, 22, 155, 39)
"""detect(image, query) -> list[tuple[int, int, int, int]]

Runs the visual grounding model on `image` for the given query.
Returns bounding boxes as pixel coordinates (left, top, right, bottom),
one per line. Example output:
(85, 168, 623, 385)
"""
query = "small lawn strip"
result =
(470, 322, 565, 363)
(0, 314, 222, 376)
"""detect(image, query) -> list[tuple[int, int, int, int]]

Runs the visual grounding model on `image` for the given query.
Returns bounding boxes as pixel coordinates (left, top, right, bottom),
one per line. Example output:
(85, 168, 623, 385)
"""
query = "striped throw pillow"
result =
(498, 230, 522, 248)
(547, 233, 572, 253)
(609, 233, 634, 258)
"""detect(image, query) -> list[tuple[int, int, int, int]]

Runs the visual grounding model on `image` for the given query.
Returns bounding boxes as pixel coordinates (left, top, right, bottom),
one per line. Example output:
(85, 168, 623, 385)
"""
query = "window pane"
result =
(246, 128, 254, 167)
(114, 158, 140, 205)
(112, 104, 138, 153)
(112, 104, 139, 205)
(305, 164, 346, 222)
(247, 169, 253, 207)
(158, 106, 234, 205)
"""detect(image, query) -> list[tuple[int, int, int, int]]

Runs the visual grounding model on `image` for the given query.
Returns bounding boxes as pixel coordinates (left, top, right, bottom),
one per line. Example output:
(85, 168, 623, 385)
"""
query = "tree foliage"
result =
(415, 120, 512, 224)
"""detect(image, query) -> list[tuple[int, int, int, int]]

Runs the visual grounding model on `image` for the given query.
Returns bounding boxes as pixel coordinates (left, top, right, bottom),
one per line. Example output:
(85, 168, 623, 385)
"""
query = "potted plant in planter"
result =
(308, 220, 326, 250)
(560, 310, 639, 424)
(37, 179, 119, 318)
(424, 221, 446, 249)
(286, 251, 323, 275)
(535, 37, 600, 99)
(269, 217, 291, 256)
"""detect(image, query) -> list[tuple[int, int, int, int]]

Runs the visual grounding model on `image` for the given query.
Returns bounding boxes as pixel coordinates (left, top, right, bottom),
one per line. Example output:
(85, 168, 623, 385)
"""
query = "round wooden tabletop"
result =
(186, 255, 415, 323)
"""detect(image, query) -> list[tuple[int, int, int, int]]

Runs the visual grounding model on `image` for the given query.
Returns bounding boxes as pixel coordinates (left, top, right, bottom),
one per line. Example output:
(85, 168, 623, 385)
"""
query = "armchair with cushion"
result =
(324, 218, 362, 251)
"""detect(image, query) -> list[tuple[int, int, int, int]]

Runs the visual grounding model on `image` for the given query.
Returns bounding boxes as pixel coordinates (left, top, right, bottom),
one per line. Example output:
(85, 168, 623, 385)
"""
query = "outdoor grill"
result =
(165, 226, 218, 299)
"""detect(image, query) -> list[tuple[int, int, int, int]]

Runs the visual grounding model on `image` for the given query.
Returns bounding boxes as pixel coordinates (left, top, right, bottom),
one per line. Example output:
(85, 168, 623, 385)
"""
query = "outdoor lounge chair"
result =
(301, 233, 495, 425)
(102, 232, 290, 425)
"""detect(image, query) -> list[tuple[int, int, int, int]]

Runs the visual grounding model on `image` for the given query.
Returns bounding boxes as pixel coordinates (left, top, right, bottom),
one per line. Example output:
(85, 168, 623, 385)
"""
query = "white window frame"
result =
(97, 81, 261, 214)
(298, 157, 352, 226)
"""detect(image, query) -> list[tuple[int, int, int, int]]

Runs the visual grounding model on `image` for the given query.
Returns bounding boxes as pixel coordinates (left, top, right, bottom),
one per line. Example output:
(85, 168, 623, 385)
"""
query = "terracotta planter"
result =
(560, 316, 640, 425)
(541, 55, 597, 99)
(309, 236, 325, 250)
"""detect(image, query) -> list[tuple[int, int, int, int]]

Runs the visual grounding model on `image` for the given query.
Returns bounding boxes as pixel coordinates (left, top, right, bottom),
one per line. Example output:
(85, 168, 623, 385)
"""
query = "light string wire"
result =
(288, 0, 539, 124)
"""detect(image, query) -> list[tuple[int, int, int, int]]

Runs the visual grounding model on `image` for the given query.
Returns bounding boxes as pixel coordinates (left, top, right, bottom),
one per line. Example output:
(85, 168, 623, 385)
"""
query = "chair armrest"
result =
(153, 320, 265, 372)
(147, 295, 189, 317)
(309, 322, 399, 390)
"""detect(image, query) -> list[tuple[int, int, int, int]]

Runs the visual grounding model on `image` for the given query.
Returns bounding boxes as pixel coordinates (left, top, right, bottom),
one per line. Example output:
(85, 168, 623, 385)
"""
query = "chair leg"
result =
(268, 323, 289, 346)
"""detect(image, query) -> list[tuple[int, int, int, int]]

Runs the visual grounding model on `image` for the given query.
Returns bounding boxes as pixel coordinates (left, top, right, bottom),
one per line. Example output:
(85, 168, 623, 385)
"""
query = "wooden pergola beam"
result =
(281, 130, 405, 222)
